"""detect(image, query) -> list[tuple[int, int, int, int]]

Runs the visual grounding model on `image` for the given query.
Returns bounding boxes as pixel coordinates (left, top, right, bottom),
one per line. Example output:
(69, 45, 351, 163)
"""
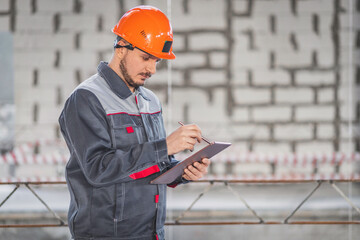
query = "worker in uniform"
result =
(59, 5, 210, 240)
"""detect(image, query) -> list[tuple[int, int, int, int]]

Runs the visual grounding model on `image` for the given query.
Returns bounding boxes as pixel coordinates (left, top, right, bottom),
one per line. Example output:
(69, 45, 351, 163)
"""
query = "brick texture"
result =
(2, 0, 359, 155)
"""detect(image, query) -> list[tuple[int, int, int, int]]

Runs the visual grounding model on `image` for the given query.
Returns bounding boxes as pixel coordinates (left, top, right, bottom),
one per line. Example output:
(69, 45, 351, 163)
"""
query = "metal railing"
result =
(0, 178, 359, 228)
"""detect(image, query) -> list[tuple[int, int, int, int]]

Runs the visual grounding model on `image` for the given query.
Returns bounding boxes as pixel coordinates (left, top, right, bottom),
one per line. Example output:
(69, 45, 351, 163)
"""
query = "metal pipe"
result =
(0, 184, 19, 208)
(283, 181, 323, 223)
(1, 221, 360, 228)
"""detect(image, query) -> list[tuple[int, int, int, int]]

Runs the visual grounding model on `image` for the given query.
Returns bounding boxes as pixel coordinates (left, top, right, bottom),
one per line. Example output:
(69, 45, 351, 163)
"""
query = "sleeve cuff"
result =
(154, 138, 170, 171)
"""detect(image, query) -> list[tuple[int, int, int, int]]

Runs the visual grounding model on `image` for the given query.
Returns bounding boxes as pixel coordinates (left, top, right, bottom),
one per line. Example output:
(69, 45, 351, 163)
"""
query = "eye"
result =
(142, 56, 150, 61)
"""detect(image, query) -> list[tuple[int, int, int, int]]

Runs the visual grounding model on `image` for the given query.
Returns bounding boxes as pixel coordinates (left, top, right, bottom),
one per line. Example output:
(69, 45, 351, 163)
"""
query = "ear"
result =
(115, 39, 128, 58)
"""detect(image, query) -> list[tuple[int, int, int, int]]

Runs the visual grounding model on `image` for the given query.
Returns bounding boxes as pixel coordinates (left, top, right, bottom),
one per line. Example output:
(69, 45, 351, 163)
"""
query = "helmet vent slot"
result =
(140, 30, 147, 39)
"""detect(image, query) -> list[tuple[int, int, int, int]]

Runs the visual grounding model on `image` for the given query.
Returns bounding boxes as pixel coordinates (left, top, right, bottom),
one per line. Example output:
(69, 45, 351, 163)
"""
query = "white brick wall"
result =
(231, 107, 249, 122)
(232, 50, 269, 69)
(252, 0, 292, 15)
(209, 52, 227, 68)
(317, 50, 335, 67)
(3, 0, 358, 155)
(39, 69, 73, 88)
(14, 50, 55, 68)
(297, 0, 334, 13)
(296, 106, 335, 122)
(189, 88, 229, 123)
(173, 34, 186, 51)
(296, 71, 335, 86)
(275, 88, 313, 104)
(253, 106, 292, 122)
(277, 50, 312, 67)
(296, 33, 333, 49)
(189, 33, 227, 51)
(60, 15, 98, 32)
(16, 0, 32, 14)
(13, 33, 74, 50)
(274, 124, 313, 140)
(232, 0, 248, 13)
(297, 141, 333, 152)
(191, 69, 227, 85)
(0, 0, 9, 11)
(81, 0, 118, 15)
(234, 88, 271, 104)
(232, 70, 248, 85)
(80, 33, 115, 50)
(15, 124, 58, 141)
(226, 124, 270, 140)
(148, 69, 183, 85)
(172, 53, 206, 69)
(253, 142, 291, 153)
(255, 35, 293, 52)
(232, 17, 269, 33)
(16, 15, 54, 33)
(172, 0, 226, 30)
(277, 15, 313, 33)
(14, 69, 33, 90)
(317, 124, 335, 139)
(318, 88, 334, 103)
(252, 70, 290, 86)
(171, 88, 228, 124)
(37, 0, 73, 13)
(61, 51, 98, 69)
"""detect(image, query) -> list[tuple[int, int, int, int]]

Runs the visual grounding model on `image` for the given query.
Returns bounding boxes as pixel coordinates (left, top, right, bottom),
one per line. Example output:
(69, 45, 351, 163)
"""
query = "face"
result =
(119, 48, 161, 91)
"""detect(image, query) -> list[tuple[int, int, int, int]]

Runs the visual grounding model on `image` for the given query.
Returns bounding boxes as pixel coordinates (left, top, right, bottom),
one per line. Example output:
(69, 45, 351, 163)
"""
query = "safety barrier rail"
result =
(0, 178, 359, 228)
(2, 150, 359, 166)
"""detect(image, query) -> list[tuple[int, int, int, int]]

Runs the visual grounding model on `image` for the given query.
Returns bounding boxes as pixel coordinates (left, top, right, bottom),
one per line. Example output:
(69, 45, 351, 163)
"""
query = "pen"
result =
(178, 121, 212, 145)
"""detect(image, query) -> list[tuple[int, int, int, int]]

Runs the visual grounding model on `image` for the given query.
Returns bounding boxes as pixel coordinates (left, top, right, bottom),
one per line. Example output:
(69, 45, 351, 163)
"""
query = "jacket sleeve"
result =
(166, 155, 190, 188)
(59, 89, 169, 187)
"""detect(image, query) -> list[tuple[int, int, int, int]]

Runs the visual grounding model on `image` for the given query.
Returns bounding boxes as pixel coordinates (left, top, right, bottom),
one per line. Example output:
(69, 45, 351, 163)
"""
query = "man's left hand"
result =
(182, 158, 210, 181)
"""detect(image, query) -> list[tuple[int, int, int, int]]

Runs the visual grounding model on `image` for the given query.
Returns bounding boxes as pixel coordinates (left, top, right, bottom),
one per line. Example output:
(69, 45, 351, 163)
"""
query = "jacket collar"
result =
(97, 61, 150, 101)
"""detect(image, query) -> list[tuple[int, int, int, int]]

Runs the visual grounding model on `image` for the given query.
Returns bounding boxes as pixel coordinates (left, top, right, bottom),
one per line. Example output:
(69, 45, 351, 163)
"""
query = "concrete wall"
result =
(0, 0, 359, 154)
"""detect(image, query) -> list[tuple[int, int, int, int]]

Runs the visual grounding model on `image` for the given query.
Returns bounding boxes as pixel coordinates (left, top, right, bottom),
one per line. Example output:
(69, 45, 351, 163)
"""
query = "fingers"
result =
(180, 124, 202, 143)
(182, 158, 210, 181)
(201, 158, 210, 167)
(166, 123, 205, 155)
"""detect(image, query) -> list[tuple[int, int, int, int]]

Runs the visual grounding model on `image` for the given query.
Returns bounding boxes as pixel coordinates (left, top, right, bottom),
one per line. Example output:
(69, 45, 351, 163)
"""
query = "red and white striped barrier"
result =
(11, 139, 67, 153)
(0, 176, 66, 183)
(203, 173, 360, 181)
(2, 150, 360, 166)
(209, 152, 360, 166)
(1, 174, 359, 184)
(0, 139, 68, 165)
(0, 152, 68, 165)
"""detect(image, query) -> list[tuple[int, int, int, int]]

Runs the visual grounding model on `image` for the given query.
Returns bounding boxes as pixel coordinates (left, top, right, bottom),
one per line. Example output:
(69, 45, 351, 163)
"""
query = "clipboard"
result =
(150, 141, 231, 184)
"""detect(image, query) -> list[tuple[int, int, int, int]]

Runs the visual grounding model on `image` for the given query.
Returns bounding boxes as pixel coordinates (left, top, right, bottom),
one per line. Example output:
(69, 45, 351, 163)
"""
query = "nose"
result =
(146, 59, 157, 75)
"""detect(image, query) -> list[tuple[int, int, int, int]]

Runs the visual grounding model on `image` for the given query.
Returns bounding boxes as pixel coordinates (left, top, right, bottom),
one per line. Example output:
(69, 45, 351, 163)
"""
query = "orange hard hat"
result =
(112, 5, 176, 60)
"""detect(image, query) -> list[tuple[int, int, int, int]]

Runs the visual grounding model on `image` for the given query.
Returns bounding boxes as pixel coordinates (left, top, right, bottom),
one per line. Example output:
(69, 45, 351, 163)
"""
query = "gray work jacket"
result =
(59, 62, 184, 240)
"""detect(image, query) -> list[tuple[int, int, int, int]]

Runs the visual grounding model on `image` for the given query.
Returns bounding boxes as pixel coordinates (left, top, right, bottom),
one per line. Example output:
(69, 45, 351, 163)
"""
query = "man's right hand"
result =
(166, 124, 202, 155)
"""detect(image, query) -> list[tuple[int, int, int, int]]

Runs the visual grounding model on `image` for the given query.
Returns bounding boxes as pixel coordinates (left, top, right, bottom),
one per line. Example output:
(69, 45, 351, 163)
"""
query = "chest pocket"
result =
(110, 114, 146, 148)
(141, 113, 166, 142)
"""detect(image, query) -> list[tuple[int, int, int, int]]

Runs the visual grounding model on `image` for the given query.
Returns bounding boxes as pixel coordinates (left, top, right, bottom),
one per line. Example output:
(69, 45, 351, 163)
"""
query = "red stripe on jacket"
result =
(129, 165, 160, 179)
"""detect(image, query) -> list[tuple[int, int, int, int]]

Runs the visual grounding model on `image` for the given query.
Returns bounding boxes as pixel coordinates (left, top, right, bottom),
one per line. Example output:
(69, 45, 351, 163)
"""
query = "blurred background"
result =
(0, 0, 359, 239)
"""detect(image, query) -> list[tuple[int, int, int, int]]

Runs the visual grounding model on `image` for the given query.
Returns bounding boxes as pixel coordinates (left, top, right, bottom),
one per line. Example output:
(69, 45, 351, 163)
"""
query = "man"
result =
(59, 6, 210, 240)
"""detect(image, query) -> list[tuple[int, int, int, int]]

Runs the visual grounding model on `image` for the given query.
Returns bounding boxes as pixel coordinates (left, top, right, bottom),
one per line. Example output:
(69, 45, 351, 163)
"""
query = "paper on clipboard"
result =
(150, 141, 231, 184)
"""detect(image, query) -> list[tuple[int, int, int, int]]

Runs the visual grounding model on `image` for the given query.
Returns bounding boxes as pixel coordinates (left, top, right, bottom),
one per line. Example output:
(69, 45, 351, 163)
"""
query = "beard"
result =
(119, 58, 139, 89)
(119, 57, 151, 90)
